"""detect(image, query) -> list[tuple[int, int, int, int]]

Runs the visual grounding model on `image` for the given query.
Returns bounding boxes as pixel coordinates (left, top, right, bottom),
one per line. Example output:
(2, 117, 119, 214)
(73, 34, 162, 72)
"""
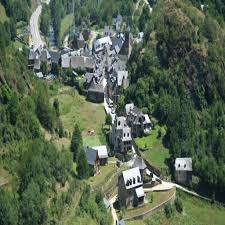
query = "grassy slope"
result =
(135, 125, 170, 169)
(127, 190, 225, 225)
(60, 14, 73, 41)
(0, 3, 8, 23)
(124, 187, 176, 219)
(50, 85, 106, 148)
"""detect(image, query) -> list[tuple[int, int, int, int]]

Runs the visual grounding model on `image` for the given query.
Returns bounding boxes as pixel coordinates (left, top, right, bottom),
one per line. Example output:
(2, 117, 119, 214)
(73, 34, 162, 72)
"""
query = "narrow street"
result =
(109, 195, 118, 225)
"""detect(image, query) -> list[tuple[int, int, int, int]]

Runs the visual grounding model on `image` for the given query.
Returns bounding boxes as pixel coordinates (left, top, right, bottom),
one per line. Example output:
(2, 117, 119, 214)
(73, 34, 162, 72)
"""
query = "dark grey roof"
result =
(85, 73, 94, 84)
(111, 36, 124, 50)
(118, 220, 125, 225)
(133, 156, 147, 170)
(49, 51, 60, 63)
(83, 147, 98, 165)
(88, 79, 104, 93)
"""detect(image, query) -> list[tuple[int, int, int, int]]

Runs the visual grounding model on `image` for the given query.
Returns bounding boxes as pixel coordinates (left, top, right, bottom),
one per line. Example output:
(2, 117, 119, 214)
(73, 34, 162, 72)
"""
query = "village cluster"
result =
(27, 13, 193, 217)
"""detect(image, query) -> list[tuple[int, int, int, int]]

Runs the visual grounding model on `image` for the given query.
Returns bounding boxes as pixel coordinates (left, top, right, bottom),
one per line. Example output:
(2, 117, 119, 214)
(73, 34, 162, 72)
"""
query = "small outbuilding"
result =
(83, 146, 100, 176)
(92, 145, 108, 165)
(175, 158, 192, 185)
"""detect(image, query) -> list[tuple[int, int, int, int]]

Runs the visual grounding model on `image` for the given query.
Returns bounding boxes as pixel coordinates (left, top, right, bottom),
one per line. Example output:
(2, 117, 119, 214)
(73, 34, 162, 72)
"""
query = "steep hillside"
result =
(0, 3, 112, 225)
(0, 2, 8, 23)
(126, 0, 225, 201)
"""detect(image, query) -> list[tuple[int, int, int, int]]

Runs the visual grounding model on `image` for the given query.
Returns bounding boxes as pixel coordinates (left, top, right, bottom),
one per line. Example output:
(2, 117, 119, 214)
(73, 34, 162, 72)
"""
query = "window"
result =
(127, 133, 129, 137)
(124, 133, 125, 137)
(118, 121, 121, 126)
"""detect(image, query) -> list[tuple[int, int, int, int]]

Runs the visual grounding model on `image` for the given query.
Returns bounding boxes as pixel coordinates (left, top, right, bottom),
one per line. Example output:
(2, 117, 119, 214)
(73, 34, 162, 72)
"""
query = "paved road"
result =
(30, 5, 44, 49)
(30, 1, 51, 49)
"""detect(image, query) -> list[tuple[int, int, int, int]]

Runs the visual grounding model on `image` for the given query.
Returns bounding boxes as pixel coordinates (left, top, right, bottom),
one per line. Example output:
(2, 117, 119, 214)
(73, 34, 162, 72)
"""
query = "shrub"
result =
(175, 196, 183, 213)
(164, 203, 173, 218)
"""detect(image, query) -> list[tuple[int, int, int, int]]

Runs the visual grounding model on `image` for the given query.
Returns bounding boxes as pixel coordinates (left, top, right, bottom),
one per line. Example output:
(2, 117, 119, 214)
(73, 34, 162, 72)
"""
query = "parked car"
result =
(111, 107, 115, 114)
(109, 102, 114, 108)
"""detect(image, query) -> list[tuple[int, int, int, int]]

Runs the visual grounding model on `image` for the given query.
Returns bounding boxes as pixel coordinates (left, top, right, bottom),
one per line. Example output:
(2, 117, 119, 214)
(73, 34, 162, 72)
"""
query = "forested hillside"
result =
(0, 2, 111, 225)
(126, 0, 225, 201)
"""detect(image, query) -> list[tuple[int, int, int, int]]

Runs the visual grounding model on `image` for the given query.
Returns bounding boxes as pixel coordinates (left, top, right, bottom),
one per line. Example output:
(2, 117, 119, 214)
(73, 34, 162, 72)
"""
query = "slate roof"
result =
(117, 71, 128, 86)
(83, 147, 98, 166)
(118, 220, 126, 225)
(49, 51, 60, 63)
(34, 59, 41, 70)
(135, 186, 145, 198)
(71, 56, 85, 69)
(85, 73, 94, 84)
(111, 36, 124, 50)
(88, 79, 104, 93)
(92, 146, 108, 159)
(39, 49, 51, 62)
(133, 156, 147, 170)
(85, 57, 95, 69)
(175, 158, 192, 171)
(61, 54, 70, 68)
(122, 167, 143, 190)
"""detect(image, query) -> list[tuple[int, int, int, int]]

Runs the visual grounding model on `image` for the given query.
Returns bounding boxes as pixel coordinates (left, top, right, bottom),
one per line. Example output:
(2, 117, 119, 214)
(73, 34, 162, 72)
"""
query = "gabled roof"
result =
(117, 71, 128, 86)
(71, 56, 85, 69)
(133, 156, 147, 170)
(85, 73, 95, 84)
(49, 51, 60, 63)
(115, 116, 127, 130)
(122, 167, 143, 190)
(175, 158, 192, 171)
(61, 54, 70, 68)
(92, 146, 108, 159)
(88, 79, 104, 93)
(125, 103, 134, 115)
(83, 146, 98, 165)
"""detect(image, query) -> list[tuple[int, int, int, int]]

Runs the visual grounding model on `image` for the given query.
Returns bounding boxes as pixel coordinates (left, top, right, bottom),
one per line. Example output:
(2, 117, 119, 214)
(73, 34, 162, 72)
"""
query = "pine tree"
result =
(77, 150, 89, 179)
(70, 124, 83, 161)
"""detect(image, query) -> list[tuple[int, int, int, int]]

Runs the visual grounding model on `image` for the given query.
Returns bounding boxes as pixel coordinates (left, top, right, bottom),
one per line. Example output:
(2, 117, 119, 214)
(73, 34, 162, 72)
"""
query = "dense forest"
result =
(126, 0, 225, 201)
(0, 2, 112, 225)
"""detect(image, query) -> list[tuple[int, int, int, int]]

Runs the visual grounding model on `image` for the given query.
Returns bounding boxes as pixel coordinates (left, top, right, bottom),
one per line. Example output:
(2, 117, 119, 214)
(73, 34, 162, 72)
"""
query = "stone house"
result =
(113, 14, 123, 31)
(87, 77, 104, 103)
(28, 47, 51, 73)
(77, 32, 85, 49)
(175, 158, 192, 185)
(83, 146, 100, 176)
(125, 103, 152, 137)
(118, 167, 145, 207)
(94, 36, 112, 53)
(110, 116, 132, 155)
(107, 70, 129, 103)
(103, 26, 114, 37)
(92, 145, 108, 165)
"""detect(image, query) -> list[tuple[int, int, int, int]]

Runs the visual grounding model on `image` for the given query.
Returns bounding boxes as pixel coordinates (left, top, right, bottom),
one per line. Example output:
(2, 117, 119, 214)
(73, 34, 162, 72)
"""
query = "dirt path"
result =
(109, 195, 118, 225)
